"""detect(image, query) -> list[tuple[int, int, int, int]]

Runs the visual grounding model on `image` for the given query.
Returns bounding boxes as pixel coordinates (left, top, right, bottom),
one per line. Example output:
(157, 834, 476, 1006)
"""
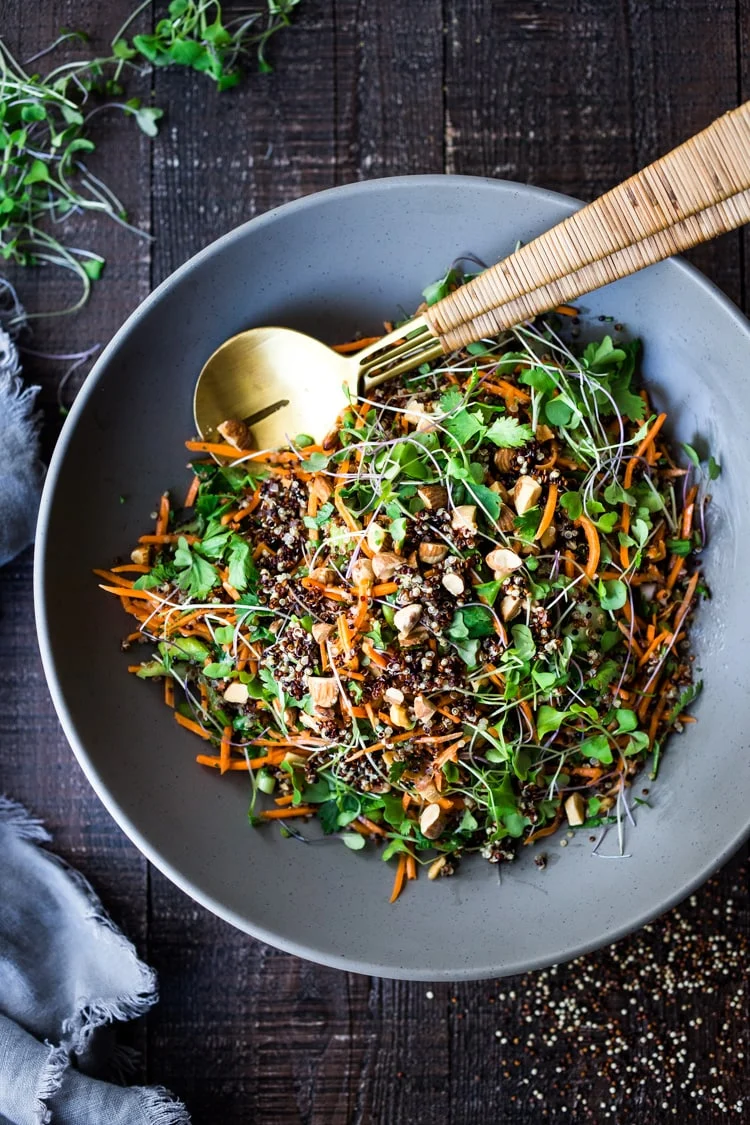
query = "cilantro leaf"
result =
(439, 387, 464, 413)
(228, 537, 255, 591)
(174, 536, 218, 598)
(443, 408, 485, 443)
(485, 416, 534, 448)
(681, 443, 701, 468)
(708, 455, 721, 480)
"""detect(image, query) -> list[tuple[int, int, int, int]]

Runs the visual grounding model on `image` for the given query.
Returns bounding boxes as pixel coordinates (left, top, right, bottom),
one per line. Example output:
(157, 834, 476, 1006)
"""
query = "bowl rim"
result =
(34, 174, 750, 980)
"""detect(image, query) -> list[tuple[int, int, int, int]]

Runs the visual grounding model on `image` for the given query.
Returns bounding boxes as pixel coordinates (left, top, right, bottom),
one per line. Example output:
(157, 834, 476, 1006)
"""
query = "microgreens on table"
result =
(0, 1, 303, 316)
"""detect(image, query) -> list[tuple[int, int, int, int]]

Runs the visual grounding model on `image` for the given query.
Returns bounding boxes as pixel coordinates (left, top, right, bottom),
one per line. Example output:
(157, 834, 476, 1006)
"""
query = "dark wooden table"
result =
(1, 2, 748, 1121)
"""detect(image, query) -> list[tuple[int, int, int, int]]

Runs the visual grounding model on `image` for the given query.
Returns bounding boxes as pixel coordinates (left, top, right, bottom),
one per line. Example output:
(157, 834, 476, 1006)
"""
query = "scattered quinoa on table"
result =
(98, 271, 717, 901)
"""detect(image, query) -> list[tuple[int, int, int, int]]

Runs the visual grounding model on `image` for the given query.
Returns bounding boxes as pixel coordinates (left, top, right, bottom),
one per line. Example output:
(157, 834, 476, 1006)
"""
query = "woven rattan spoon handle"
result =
(424, 102, 750, 348)
(435, 187, 750, 350)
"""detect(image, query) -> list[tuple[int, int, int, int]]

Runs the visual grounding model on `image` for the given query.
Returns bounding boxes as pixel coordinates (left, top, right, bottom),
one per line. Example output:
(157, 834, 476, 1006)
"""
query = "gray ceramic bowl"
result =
(35, 176, 750, 980)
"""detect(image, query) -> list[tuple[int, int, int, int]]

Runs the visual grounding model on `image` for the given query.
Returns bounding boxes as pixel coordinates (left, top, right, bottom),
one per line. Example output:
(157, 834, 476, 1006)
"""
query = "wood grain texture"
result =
(0, 2, 748, 1122)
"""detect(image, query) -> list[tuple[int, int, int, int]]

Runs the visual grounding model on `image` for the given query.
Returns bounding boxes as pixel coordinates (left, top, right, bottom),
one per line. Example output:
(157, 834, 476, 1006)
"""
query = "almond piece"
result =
(418, 541, 449, 564)
(418, 484, 449, 510)
(307, 676, 339, 709)
(413, 694, 436, 721)
(485, 547, 523, 579)
(494, 447, 517, 473)
(309, 565, 336, 585)
(350, 558, 375, 588)
(310, 475, 333, 503)
(451, 504, 477, 532)
(223, 682, 249, 704)
(420, 803, 445, 840)
(399, 626, 429, 647)
(384, 687, 405, 705)
(500, 594, 524, 622)
(130, 545, 151, 566)
(513, 475, 543, 515)
(415, 775, 442, 803)
(539, 523, 557, 549)
(442, 572, 465, 596)
(427, 855, 448, 880)
(535, 424, 555, 442)
(372, 552, 402, 581)
(217, 418, 252, 450)
(393, 603, 422, 635)
(312, 622, 334, 644)
(564, 792, 586, 827)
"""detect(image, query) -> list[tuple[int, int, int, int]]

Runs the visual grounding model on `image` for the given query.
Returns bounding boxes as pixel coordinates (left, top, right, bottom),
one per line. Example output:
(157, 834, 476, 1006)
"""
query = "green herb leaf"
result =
(341, 833, 366, 850)
(708, 455, 721, 480)
(597, 578, 628, 612)
(578, 734, 613, 765)
(559, 492, 583, 521)
(174, 536, 219, 598)
(485, 416, 534, 448)
(510, 624, 536, 661)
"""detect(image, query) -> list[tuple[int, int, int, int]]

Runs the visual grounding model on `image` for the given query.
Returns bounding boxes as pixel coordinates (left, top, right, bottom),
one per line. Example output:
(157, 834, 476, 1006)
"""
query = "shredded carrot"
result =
(564, 549, 575, 579)
(620, 503, 631, 569)
(219, 724, 232, 775)
(138, 533, 199, 545)
(362, 640, 389, 668)
(534, 482, 558, 541)
(183, 473, 200, 508)
(524, 814, 563, 846)
(331, 335, 383, 354)
(274, 794, 295, 807)
(196, 755, 248, 770)
(260, 806, 316, 819)
(665, 553, 685, 592)
(648, 695, 670, 748)
(637, 630, 671, 667)
(576, 515, 600, 580)
(554, 304, 578, 317)
(406, 852, 417, 881)
(174, 712, 211, 739)
(568, 765, 605, 779)
(337, 613, 353, 654)
(616, 620, 643, 658)
(433, 739, 463, 770)
(99, 584, 158, 601)
(681, 485, 698, 538)
(371, 581, 398, 596)
(389, 854, 408, 903)
(624, 413, 667, 489)
(164, 678, 174, 708)
(156, 492, 170, 537)
(111, 564, 151, 575)
(358, 816, 387, 837)
(93, 568, 134, 587)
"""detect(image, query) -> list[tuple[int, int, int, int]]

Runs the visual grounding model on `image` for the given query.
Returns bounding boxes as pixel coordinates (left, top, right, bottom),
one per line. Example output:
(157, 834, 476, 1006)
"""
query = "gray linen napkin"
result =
(0, 325, 44, 568)
(0, 798, 190, 1124)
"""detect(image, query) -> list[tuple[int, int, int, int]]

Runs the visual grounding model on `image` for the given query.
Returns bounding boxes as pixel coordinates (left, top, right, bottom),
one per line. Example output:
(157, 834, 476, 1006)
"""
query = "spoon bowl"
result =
(194, 316, 444, 448)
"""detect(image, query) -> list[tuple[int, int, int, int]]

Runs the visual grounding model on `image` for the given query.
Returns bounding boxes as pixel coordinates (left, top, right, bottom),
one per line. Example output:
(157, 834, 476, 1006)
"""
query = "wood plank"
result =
(333, 0, 444, 178)
(0, 1, 150, 940)
(444, 0, 635, 198)
(627, 0, 742, 306)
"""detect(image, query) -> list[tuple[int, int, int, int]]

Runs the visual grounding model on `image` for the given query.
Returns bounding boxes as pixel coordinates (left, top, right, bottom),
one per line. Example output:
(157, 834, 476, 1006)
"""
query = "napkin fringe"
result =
(137, 1085, 192, 1125)
(0, 795, 51, 843)
(36, 1044, 68, 1124)
(1, 795, 159, 1057)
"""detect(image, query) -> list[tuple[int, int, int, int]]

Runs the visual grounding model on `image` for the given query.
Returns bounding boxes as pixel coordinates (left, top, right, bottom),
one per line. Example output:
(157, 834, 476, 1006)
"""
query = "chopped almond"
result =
(564, 792, 586, 827)
(393, 604, 422, 635)
(442, 572, 465, 596)
(307, 676, 339, 709)
(419, 803, 445, 840)
(418, 541, 449, 564)
(513, 475, 543, 515)
(451, 504, 477, 532)
(418, 485, 449, 510)
(217, 418, 252, 450)
(223, 682, 249, 704)
(372, 552, 402, 580)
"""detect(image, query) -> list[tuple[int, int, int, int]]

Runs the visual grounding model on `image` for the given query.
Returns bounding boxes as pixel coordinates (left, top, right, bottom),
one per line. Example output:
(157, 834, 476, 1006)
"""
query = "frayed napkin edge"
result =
(0, 797, 191, 1125)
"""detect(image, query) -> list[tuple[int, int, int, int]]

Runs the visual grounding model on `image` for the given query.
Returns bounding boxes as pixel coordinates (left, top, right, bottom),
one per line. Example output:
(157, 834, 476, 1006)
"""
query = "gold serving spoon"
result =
(195, 102, 750, 451)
